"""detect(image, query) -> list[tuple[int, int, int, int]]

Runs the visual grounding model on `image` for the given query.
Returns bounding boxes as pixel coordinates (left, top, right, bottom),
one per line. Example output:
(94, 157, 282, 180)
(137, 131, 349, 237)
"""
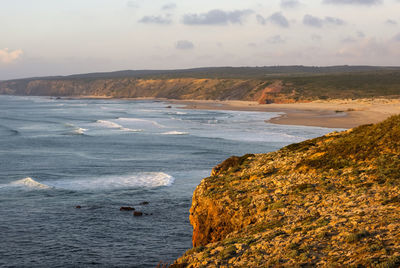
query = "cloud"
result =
(267, 35, 286, 44)
(394, 33, 400, 42)
(175, 40, 194, 50)
(162, 3, 176, 10)
(256, 12, 290, 28)
(138, 15, 172, 25)
(325, 16, 346, 25)
(323, 0, 383, 5)
(386, 19, 397, 25)
(0, 48, 23, 64)
(280, 0, 302, 9)
(269, 12, 290, 28)
(303, 14, 345, 27)
(182, 9, 253, 25)
(256, 14, 267, 25)
(336, 38, 400, 62)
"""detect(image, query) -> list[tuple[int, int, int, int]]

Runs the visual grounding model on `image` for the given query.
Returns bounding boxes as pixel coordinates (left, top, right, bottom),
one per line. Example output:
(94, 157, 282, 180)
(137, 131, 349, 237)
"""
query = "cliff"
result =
(1, 67, 400, 103)
(173, 115, 400, 267)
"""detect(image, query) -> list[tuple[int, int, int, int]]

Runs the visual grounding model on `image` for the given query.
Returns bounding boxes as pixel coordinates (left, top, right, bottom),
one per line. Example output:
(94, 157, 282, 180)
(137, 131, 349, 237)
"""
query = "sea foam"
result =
(64, 123, 87, 135)
(10, 177, 52, 189)
(45, 172, 174, 190)
(96, 120, 143, 132)
(161, 131, 189, 135)
(4, 173, 174, 191)
(117, 118, 165, 128)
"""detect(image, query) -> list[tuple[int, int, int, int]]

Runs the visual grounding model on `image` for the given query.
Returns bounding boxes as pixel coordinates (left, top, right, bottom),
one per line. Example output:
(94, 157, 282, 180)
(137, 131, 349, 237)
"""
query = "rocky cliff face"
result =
(0, 78, 284, 102)
(174, 115, 400, 267)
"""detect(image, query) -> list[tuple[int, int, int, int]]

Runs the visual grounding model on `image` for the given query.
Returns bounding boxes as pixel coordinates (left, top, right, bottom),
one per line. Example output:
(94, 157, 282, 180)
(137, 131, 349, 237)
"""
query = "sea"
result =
(0, 95, 339, 267)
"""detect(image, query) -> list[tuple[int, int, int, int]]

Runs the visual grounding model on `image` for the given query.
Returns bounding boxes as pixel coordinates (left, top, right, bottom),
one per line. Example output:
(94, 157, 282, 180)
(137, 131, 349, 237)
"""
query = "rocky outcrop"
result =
(175, 115, 400, 267)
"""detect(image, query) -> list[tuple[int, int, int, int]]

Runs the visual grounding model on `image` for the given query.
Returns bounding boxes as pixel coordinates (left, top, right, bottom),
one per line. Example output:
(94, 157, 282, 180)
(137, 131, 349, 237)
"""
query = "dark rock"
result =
(75, 205, 82, 209)
(166, 105, 172, 108)
(133, 211, 143, 216)
(120, 206, 135, 211)
(140, 201, 149, 205)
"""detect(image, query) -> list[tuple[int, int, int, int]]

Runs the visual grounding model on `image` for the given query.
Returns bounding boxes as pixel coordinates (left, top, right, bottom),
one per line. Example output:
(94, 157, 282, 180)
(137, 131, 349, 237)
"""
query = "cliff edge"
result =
(2, 68, 400, 103)
(174, 115, 400, 267)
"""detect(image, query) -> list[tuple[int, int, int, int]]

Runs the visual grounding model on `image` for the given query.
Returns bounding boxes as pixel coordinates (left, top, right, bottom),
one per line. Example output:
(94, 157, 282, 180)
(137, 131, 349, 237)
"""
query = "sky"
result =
(0, 0, 400, 80)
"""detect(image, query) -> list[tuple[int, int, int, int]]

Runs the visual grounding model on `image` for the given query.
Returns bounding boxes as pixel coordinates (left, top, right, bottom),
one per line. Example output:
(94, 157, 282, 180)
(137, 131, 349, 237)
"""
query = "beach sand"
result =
(169, 99, 400, 129)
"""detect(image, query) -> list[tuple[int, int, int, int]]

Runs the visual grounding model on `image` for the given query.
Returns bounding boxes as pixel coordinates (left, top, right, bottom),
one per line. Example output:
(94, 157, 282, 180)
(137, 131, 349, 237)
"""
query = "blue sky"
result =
(0, 0, 399, 79)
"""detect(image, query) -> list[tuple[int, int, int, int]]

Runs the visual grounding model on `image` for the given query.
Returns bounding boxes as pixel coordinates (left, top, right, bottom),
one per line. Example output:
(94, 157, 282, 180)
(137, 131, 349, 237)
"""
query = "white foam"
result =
(65, 123, 88, 135)
(73, 127, 87, 135)
(10, 177, 51, 189)
(167, 111, 187, 115)
(117, 118, 165, 128)
(96, 120, 143, 132)
(161, 131, 189, 135)
(96, 120, 123, 129)
(3, 173, 174, 191)
(44, 172, 174, 191)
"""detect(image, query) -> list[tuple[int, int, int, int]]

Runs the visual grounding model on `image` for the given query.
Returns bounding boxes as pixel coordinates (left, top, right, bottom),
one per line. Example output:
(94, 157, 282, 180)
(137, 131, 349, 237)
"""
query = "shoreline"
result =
(167, 98, 400, 129)
(11, 95, 400, 129)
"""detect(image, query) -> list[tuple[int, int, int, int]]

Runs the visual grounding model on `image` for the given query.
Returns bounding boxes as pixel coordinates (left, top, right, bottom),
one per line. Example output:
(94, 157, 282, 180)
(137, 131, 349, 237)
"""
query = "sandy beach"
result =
(169, 98, 400, 129)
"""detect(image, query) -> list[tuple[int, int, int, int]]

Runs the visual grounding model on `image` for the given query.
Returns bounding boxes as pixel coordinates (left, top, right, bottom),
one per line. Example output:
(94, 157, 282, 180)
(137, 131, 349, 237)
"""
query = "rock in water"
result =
(133, 211, 143, 217)
(120, 206, 135, 211)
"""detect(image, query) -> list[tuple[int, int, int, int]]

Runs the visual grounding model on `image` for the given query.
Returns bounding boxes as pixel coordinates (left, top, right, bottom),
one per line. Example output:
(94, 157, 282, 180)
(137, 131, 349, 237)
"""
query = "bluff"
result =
(173, 115, 400, 267)
(1, 67, 400, 103)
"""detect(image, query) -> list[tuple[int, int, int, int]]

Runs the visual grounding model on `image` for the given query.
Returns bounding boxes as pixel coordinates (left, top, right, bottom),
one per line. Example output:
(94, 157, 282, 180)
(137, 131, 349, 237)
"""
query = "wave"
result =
(117, 118, 165, 128)
(2, 173, 174, 191)
(96, 120, 143, 132)
(167, 111, 187, 115)
(48, 172, 175, 190)
(73, 127, 87, 135)
(161, 131, 189, 135)
(9, 177, 52, 190)
(64, 123, 87, 135)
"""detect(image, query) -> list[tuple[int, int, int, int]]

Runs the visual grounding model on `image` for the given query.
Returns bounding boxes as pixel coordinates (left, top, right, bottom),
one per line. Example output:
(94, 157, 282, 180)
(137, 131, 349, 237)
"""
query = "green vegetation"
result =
(297, 115, 400, 185)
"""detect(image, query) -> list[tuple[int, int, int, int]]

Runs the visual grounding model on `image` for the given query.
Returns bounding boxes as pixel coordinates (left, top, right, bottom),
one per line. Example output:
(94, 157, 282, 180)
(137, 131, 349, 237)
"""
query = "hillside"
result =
(173, 115, 400, 267)
(1, 66, 400, 103)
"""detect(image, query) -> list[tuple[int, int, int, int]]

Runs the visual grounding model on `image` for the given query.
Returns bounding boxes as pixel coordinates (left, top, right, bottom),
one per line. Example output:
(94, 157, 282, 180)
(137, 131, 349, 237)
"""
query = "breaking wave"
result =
(2, 173, 174, 191)
(8, 177, 52, 190)
(161, 131, 189, 135)
(64, 123, 87, 135)
(117, 118, 165, 128)
(96, 120, 143, 132)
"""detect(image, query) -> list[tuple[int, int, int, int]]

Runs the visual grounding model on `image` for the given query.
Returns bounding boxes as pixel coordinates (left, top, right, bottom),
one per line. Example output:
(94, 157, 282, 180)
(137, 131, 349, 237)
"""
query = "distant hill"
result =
(173, 114, 400, 267)
(4, 65, 400, 81)
(1, 66, 400, 103)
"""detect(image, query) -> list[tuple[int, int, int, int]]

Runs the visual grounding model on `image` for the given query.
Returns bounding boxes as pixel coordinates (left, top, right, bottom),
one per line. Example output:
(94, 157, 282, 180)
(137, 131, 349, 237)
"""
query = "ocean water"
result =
(0, 95, 340, 267)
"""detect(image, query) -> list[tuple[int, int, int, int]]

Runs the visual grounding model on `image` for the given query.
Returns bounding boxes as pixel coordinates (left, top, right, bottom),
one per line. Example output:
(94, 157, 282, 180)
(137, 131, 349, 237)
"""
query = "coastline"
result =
(168, 98, 400, 129)
(31, 95, 400, 129)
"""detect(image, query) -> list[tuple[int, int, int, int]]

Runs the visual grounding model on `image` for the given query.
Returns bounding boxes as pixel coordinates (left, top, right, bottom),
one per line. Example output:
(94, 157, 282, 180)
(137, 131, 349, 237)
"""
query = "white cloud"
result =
(182, 9, 253, 25)
(0, 48, 23, 64)
(303, 14, 345, 27)
(281, 0, 302, 9)
(323, 0, 383, 5)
